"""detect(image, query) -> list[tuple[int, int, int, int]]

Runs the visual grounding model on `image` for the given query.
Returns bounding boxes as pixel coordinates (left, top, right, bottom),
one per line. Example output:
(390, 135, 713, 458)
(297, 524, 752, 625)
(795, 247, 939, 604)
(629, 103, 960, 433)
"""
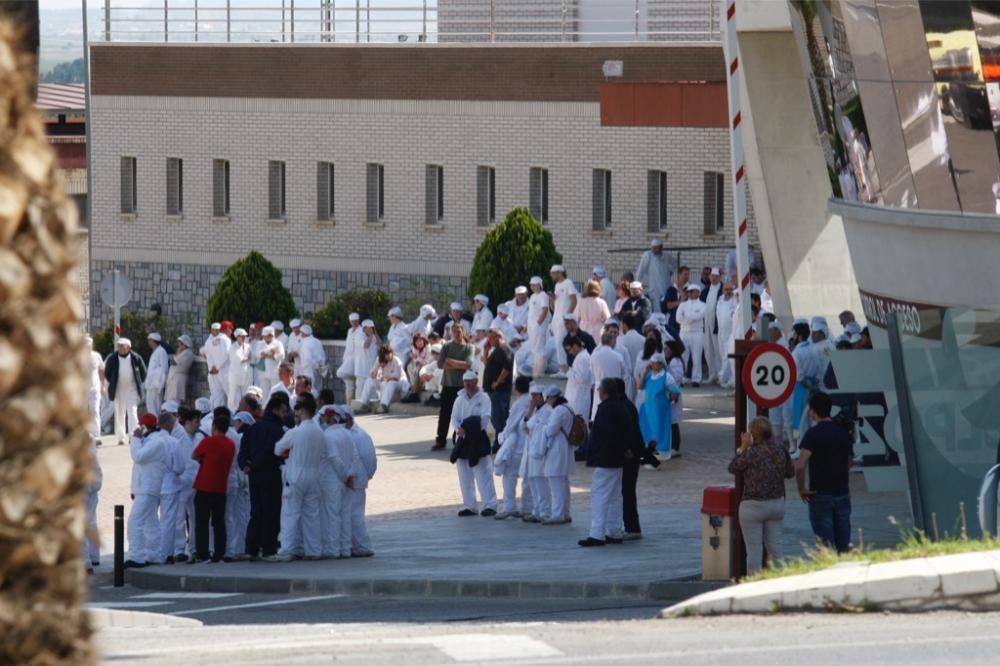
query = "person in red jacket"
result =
(191, 416, 236, 563)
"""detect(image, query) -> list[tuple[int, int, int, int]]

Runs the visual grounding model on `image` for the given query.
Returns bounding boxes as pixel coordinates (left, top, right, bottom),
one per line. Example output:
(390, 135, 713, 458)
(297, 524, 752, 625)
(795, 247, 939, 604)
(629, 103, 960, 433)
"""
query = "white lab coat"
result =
(353, 332, 379, 383)
(322, 424, 361, 557)
(88, 351, 104, 441)
(128, 430, 169, 563)
(543, 404, 574, 478)
(636, 250, 675, 306)
(387, 322, 411, 367)
(347, 423, 377, 552)
(494, 393, 533, 515)
(522, 404, 552, 520)
(702, 282, 723, 382)
(275, 419, 327, 557)
(201, 333, 231, 408)
(614, 339, 637, 402)
(451, 388, 496, 512)
(565, 349, 593, 418)
(492, 315, 519, 343)
(599, 277, 617, 313)
(259, 338, 285, 396)
(298, 335, 327, 392)
(677, 299, 707, 384)
(507, 298, 530, 331)
(227, 340, 253, 411)
(164, 348, 193, 403)
(551, 279, 578, 367)
(472, 307, 494, 333)
(144, 345, 168, 415)
(716, 295, 738, 386)
(157, 433, 188, 563)
(287, 332, 303, 376)
(590, 346, 626, 419)
(527, 291, 551, 376)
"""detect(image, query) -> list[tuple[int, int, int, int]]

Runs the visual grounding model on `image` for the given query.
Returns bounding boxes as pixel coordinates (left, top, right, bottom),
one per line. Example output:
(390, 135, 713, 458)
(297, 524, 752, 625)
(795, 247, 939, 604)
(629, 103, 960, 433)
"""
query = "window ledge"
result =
(702, 233, 722, 241)
(316, 218, 336, 227)
(120, 213, 137, 222)
(646, 232, 669, 240)
(364, 221, 385, 230)
(591, 229, 613, 238)
(424, 223, 445, 232)
(267, 217, 288, 226)
(211, 216, 231, 224)
(166, 214, 184, 223)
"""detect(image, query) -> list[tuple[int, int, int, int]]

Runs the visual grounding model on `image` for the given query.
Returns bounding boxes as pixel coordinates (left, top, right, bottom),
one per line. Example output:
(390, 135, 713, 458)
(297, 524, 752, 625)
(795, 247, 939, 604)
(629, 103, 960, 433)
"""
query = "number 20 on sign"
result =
(741, 343, 797, 409)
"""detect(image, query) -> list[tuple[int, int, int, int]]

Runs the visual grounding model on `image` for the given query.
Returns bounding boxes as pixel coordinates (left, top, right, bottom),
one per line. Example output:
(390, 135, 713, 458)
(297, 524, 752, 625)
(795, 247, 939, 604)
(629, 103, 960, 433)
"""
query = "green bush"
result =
(310, 289, 391, 340)
(468, 207, 563, 307)
(92, 311, 186, 362)
(205, 251, 298, 328)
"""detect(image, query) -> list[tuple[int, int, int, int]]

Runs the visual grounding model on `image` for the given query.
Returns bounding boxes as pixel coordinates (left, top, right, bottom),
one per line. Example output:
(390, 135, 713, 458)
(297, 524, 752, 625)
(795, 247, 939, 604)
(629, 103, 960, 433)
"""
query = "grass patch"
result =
(747, 529, 1000, 582)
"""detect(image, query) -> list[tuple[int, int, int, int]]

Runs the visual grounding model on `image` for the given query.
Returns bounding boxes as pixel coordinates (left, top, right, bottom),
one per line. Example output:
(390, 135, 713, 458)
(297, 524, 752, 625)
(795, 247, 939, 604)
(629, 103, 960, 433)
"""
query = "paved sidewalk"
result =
(660, 550, 1000, 616)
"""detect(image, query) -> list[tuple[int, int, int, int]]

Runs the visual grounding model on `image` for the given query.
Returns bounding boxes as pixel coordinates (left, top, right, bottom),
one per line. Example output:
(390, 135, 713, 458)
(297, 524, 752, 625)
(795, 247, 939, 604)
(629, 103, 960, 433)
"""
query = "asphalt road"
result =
(96, 607, 1000, 665)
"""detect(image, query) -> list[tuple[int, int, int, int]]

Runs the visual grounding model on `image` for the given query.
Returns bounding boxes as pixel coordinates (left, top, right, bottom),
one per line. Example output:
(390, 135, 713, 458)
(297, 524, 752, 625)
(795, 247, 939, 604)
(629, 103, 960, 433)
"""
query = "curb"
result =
(88, 607, 202, 628)
(126, 569, 724, 602)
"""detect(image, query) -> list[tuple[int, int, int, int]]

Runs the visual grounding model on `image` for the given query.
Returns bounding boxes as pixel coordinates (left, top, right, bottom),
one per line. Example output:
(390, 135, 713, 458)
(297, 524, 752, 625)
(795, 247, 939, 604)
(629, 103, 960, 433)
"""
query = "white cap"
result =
(246, 386, 263, 399)
(362, 319, 375, 328)
(650, 239, 664, 248)
(318, 404, 338, 418)
(529, 383, 544, 394)
(529, 276, 543, 286)
(160, 400, 179, 414)
(117, 337, 132, 348)
(147, 332, 161, 342)
(793, 317, 809, 326)
(271, 320, 285, 331)
(604, 318, 620, 327)
(768, 321, 784, 331)
(651, 312, 667, 325)
(629, 281, 643, 290)
(544, 385, 562, 398)
(177, 334, 193, 348)
(845, 322, 862, 335)
(514, 286, 528, 295)
(462, 370, 479, 382)
(473, 324, 488, 333)
(649, 353, 666, 364)
(234, 328, 248, 337)
(686, 283, 702, 293)
(488, 324, 504, 334)
(474, 294, 489, 305)
(300, 324, 313, 336)
(497, 304, 510, 315)
(290, 318, 302, 328)
(420, 304, 436, 318)
(810, 316, 828, 332)
(550, 264, 565, 273)
(450, 302, 463, 312)
(348, 312, 360, 321)
(195, 397, 212, 414)
(334, 404, 354, 418)
(430, 343, 443, 353)
(593, 265, 607, 278)
(210, 323, 221, 331)
(262, 326, 275, 336)
(562, 313, 578, 322)
(387, 306, 403, 318)
(233, 411, 256, 427)
(710, 267, 720, 276)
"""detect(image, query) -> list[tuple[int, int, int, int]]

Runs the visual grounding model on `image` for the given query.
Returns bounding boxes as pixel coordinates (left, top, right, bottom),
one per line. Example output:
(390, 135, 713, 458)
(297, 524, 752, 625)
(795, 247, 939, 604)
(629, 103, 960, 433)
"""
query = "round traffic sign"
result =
(98, 270, 132, 308)
(742, 342, 797, 408)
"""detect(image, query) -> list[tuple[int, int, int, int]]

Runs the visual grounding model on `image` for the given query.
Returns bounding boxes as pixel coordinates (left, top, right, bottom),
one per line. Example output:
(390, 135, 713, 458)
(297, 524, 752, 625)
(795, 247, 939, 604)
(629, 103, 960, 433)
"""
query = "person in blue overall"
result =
(638, 353, 681, 458)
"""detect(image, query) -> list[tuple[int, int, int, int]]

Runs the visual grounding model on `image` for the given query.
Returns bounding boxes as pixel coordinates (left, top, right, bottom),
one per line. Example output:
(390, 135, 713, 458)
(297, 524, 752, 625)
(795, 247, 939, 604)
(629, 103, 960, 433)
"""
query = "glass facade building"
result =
(789, 0, 1000, 215)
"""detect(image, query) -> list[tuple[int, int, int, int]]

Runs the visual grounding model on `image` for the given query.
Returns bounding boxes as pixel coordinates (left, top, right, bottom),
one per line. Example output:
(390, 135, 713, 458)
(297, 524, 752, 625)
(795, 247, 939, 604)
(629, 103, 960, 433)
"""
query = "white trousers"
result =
(351, 487, 372, 552)
(145, 387, 162, 418)
(547, 475, 570, 520)
(228, 380, 250, 412)
(113, 392, 139, 444)
(320, 468, 351, 558)
(225, 485, 251, 557)
(260, 376, 275, 398)
(352, 375, 367, 400)
(208, 372, 228, 409)
(718, 330, 734, 386)
(360, 378, 409, 407)
(456, 457, 498, 512)
(88, 391, 101, 441)
(127, 493, 160, 563)
(528, 323, 549, 377)
(174, 487, 196, 555)
(702, 329, 720, 383)
(85, 489, 100, 565)
(501, 471, 533, 515)
(279, 474, 322, 557)
(551, 319, 568, 367)
(589, 467, 624, 540)
(337, 363, 356, 404)
(528, 476, 551, 520)
(158, 491, 181, 563)
(680, 330, 704, 383)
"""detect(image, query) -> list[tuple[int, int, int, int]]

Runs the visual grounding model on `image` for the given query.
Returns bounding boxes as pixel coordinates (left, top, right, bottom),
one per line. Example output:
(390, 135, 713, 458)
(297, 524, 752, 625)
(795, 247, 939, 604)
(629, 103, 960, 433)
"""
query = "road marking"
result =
(685, 416, 736, 425)
(133, 592, 243, 600)
(409, 634, 562, 662)
(87, 601, 174, 609)
(169, 594, 346, 616)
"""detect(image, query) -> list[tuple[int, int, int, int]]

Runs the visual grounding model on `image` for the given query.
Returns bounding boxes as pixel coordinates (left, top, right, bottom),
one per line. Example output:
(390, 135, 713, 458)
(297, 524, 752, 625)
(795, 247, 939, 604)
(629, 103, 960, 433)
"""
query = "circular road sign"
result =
(742, 342, 797, 408)
(98, 271, 133, 308)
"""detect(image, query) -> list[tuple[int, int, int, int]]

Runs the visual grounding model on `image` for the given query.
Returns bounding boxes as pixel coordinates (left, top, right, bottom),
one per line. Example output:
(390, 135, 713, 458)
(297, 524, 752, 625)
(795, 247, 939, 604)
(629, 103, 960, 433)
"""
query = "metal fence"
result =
(90, 0, 720, 44)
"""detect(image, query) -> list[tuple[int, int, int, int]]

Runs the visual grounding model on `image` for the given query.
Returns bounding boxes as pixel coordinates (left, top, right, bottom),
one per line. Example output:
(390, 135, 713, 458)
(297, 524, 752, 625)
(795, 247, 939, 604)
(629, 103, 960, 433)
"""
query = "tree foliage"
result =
(310, 289, 390, 340)
(41, 58, 85, 84)
(205, 251, 298, 328)
(468, 207, 563, 307)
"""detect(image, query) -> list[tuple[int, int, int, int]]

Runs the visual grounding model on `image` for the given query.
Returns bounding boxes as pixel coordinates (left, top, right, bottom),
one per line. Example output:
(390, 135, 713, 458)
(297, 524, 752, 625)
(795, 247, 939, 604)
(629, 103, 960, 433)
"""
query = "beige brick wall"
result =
(89, 96, 758, 287)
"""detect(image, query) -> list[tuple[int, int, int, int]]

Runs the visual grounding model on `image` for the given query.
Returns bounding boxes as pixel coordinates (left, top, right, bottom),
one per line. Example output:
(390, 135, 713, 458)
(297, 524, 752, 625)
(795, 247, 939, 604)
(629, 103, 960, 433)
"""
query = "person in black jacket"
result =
(580, 378, 645, 547)
(104, 338, 147, 446)
(238, 397, 288, 559)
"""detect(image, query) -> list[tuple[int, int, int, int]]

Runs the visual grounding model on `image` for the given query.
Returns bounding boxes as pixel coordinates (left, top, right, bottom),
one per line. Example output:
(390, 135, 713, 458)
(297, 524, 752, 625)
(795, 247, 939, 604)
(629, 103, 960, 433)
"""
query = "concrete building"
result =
(87, 36, 758, 329)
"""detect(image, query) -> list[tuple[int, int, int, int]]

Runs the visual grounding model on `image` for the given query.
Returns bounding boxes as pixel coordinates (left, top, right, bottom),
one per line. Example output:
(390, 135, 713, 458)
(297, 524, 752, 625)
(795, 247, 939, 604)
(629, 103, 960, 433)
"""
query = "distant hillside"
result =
(42, 57, 85, 83)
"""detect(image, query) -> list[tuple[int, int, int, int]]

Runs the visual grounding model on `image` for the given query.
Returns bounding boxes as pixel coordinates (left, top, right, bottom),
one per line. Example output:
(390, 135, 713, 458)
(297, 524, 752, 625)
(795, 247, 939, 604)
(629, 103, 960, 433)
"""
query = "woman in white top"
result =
(403, 332, 433, 402)
(359, 345, 408, 413)
(527, 276, 551, 378)
(574, 279, 611, 341)
(665, 339, 686, 458)
(352, 320, 380, 401)
(542, 386, 575, 524)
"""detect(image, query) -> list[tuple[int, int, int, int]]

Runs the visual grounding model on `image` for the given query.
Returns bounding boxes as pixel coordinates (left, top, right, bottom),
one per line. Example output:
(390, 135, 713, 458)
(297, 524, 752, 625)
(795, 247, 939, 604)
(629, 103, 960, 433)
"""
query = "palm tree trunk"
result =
(0, 21, 96, 666)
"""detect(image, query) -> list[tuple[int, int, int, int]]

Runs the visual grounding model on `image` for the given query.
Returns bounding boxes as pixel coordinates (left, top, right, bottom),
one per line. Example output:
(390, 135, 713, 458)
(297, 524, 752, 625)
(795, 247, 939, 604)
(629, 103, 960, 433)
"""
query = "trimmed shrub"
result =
(205, 251, 298, 328)
(310, 289, 391, 340)
(468, 207, 563, 307)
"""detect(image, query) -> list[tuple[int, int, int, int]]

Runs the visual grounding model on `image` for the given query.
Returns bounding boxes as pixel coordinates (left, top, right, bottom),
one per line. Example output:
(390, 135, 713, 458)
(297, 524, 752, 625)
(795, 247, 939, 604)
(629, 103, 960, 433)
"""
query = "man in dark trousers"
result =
(482, 326, 515, 436)
(104, 338, 147, 446)
(238, 397, 288, 559)
(433, 322, 476, 451)
(191, 415, 236, 563)
(795, 391, 855, 553)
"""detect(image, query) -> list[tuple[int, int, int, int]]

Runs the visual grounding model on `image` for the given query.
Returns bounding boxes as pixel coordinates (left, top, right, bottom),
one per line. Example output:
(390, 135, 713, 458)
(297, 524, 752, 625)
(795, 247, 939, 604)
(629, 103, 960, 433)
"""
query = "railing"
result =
(89, 0, 720, 44)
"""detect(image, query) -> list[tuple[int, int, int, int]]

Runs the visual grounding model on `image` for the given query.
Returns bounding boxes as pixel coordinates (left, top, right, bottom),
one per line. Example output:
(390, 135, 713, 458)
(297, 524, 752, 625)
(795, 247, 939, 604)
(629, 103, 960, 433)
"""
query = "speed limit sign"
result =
(742, 343, 797, 408)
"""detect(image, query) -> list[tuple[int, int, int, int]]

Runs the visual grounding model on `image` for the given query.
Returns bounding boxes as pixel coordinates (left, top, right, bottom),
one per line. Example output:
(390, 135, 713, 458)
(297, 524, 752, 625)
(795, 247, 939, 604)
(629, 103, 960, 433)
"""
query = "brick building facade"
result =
(88, 43, 757, 330)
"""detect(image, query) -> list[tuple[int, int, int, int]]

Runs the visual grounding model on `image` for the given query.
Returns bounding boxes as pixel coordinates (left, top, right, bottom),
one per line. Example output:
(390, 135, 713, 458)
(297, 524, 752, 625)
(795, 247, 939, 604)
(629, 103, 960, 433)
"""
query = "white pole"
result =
(721, 0, 752, 340)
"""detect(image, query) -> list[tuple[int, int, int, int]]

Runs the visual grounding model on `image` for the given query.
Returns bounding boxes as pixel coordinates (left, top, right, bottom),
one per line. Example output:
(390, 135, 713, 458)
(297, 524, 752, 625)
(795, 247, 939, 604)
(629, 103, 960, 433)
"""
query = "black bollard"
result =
(114, 504, 124, 587)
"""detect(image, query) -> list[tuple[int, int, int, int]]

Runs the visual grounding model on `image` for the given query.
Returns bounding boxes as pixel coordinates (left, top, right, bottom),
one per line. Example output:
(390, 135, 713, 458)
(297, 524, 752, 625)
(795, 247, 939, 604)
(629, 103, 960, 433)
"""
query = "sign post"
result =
(99, 269, 133, 342)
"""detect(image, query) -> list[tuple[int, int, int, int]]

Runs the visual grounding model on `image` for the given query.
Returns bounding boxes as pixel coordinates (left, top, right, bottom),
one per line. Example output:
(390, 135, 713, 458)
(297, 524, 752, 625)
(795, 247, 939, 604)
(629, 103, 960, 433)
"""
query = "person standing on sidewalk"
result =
(729, 416, 794, 573)
(795, 391, 854, 553)
(190, 416, 236, 563)
(433, 322, 476, 451)
(238, 398, 287, 560)
(450, 371, 498, 517)
(482, 326, 514, 435)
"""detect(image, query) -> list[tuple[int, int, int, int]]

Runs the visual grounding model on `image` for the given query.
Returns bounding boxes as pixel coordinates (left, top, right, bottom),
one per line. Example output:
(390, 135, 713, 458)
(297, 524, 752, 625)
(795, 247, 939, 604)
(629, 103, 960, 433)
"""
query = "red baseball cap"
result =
(138, 413, 158, 427)
(221, 321, 234, 331)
